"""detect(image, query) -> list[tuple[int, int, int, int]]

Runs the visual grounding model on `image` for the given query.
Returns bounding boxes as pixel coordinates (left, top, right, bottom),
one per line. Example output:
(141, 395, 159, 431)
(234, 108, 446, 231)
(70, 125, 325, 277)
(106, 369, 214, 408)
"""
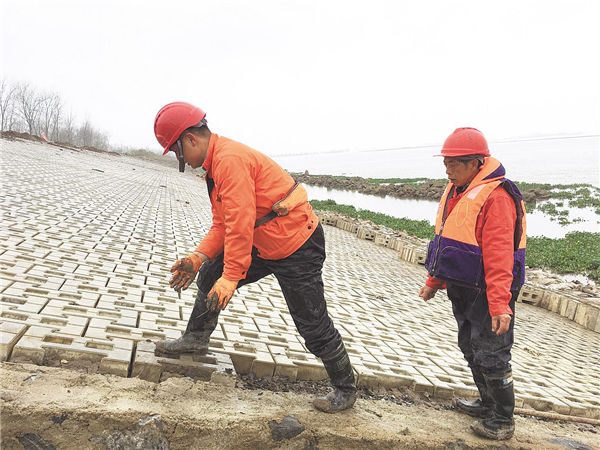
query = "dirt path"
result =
(2, 362, 598, 450)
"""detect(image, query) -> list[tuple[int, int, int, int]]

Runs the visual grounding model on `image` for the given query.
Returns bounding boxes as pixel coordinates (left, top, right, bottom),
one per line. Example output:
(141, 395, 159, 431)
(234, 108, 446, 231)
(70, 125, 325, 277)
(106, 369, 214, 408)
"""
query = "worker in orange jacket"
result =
(152, 101, 356, 413)
(419, 128, 527, 441)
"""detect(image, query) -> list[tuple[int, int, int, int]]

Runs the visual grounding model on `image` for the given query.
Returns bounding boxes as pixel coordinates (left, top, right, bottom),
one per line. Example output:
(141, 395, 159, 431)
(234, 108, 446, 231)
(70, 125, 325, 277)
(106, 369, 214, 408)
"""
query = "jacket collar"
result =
(202, 133, 219, 174)
(463, 157, 505, 194)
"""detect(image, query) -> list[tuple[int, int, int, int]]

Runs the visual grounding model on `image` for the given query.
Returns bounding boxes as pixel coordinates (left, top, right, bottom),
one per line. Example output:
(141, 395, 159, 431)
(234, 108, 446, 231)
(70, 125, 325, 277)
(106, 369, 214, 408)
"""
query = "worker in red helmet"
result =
(152, 101, 357, 413)
(419, 128, 527, 440)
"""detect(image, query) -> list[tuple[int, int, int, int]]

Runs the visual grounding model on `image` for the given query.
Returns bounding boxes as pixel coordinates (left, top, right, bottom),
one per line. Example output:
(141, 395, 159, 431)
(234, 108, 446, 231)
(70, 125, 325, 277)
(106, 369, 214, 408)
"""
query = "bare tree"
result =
(0, 78, 18, 132)
(91, 131, 110, 149)
(77, 118, 94, 147)
(3, 79, 113, 150)
(58, 109, 77, 143)
(40, 93, 63, 140)
(50, 97, 64, 141)
(15, 83, 45, 135)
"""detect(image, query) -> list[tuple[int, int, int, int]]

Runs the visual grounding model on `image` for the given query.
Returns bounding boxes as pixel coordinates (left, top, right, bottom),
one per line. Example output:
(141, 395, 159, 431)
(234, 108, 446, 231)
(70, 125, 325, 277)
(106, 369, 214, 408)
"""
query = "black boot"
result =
(313, 343, 357, 413)
(456, 367, 494, 418)
(471, 370, 515, 440)
(155, 295, 219, 357)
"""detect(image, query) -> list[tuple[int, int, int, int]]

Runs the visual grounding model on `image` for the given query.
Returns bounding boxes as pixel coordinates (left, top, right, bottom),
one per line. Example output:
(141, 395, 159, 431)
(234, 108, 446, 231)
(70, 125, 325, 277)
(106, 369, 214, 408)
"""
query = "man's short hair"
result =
(182, 119, 211, 139)
(457, 154, 485, 166)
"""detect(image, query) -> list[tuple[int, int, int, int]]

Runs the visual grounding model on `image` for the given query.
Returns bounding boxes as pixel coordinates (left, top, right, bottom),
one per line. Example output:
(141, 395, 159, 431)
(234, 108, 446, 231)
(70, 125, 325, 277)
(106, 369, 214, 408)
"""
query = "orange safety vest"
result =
(196, 134, 319, 281)
(425, 157, 527, 290)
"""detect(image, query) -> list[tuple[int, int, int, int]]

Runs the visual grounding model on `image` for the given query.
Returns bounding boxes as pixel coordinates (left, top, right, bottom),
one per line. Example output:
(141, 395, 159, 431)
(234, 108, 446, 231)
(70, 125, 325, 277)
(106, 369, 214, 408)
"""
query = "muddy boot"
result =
(313, 343, 357, 413)
(155, 331, 210, 356)
(470, 370, 515, 440)
(456, 367, 494, 418)
(155, 295, 218, 357)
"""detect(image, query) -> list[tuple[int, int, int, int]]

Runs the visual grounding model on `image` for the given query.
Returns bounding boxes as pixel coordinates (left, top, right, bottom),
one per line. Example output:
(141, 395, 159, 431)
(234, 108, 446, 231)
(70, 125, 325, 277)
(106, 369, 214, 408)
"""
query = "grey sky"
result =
(2, 0, 598, 155)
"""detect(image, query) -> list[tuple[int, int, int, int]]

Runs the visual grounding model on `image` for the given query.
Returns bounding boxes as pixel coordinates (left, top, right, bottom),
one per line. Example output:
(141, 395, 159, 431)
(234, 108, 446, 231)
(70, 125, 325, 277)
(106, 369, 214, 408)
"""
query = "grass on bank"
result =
(311, 199, 600, 281)
(296, 174, 600, 213)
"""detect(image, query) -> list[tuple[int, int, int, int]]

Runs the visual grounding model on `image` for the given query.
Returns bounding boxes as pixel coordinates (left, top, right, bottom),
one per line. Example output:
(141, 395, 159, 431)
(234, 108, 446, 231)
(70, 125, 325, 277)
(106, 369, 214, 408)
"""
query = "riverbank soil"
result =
(1, 362, 598, 450)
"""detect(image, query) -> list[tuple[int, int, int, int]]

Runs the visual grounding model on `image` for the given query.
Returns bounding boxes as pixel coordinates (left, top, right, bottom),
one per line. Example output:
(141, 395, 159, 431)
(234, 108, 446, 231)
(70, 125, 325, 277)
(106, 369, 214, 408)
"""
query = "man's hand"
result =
(206, 277, 239, 311)
(491, 314, 512, 335)
(169, 253, 207, 292)
(419, 285, 438, 301)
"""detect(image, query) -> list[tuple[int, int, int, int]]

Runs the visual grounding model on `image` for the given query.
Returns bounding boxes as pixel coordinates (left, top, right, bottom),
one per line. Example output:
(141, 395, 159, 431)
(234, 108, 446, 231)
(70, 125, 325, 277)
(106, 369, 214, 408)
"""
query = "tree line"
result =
(0, 78, 110, 150)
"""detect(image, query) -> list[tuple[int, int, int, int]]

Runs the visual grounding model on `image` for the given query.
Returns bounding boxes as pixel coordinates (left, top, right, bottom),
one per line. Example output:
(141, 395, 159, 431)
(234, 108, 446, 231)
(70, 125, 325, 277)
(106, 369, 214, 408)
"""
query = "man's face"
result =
(169, 133, 205, 169)
(443, 157, 479, 187)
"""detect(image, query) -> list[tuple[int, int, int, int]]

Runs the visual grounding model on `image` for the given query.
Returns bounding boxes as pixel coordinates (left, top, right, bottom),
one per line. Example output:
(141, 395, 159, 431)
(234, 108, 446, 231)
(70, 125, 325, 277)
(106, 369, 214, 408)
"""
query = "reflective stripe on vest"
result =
(425, 157, 527, 290)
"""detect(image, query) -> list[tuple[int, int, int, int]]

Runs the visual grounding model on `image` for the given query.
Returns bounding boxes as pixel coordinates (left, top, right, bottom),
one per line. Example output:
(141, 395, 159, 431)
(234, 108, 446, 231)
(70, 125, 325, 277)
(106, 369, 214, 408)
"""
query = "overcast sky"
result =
(2, 1, 598, 155)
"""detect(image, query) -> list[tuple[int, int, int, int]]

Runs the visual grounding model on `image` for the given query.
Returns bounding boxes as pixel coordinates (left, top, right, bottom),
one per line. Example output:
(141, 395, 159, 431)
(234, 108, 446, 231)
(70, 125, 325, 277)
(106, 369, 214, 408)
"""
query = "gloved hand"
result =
(170, 253, 205, 292)
(273, 183, 307, 216)
(206, 277, 239, 311)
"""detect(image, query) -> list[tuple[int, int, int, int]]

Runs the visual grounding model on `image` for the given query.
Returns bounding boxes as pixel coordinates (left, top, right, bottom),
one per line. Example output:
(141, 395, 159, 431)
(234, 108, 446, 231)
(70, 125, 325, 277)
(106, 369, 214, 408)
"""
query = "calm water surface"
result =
(274, 135, 599, 186)
(273, 136, 599, 238)
(305, 185, 599, 239)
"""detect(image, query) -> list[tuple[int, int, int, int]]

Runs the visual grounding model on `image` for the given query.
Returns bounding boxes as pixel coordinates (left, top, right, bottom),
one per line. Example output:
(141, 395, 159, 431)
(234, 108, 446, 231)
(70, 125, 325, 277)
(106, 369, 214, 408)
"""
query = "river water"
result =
(273, 135, 599, 186)
(272, 135, 600, 239)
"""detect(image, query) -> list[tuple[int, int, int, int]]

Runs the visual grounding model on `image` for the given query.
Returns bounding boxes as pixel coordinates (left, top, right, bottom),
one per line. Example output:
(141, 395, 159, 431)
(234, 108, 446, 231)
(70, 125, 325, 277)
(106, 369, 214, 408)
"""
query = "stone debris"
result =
(1, 137, 599, 421)
(268, 414, 305, 441)
(90, 414, 170, 450)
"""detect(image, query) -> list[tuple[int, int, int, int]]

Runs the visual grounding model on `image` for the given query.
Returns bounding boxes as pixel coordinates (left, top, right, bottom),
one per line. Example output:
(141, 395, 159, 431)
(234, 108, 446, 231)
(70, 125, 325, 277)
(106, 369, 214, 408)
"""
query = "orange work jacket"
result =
(195, 134, 318, 281)
(425, 157, 527, 316)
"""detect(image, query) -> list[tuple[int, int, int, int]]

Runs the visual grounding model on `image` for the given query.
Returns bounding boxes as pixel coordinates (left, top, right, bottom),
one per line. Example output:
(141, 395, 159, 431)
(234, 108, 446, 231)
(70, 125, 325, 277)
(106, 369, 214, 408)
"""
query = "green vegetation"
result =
(365, 177, 445, 187)
(311, 199, 600, 280)
(513, 182, 593, 192)
(310, 199, 435, 240)
(527, 232, 600, 280)
(516, 182, 600, 220)
(290, 173, 446, 188)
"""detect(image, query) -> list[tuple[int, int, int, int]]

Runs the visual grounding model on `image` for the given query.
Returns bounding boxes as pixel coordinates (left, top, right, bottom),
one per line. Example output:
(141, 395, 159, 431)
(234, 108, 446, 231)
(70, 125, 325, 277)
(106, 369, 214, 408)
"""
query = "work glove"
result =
(170, 253, 204, 292)
(206, 277, 239, 311)
(273, 183, 307, 216)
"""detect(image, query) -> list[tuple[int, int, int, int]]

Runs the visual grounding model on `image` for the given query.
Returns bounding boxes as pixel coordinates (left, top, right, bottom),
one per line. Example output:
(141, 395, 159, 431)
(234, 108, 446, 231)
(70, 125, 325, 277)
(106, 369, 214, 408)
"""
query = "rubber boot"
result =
(470, 370, 515, 440)
(155, 295, 218, 357)
(456, 367, 494, 418)
(313, 343, 357, 413)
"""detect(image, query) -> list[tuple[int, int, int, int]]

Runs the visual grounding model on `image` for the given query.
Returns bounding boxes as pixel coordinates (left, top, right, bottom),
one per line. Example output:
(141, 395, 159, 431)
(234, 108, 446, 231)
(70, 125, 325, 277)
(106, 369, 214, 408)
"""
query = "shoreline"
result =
(313, 209, 599, 334)
(292, 172, 600, 207)
(310, 199, 600, 284)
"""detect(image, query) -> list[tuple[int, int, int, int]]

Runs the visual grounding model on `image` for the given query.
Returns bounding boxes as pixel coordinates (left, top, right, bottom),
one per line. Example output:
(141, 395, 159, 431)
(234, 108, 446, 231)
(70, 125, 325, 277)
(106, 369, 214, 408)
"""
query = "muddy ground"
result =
(1, 362, 598, 450)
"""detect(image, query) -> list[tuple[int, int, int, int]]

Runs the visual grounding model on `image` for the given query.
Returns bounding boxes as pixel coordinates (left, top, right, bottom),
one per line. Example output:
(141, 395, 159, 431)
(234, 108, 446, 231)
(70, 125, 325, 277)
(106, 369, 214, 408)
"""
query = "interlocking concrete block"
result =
(321, 215, 339, 227)
(215, 340, 274, 378)
(517, 283, 546, 306)
(354, 359, 416, 389)
(574, 302, 600, 332)
(86, 317, 181, 342)
(414, 249, 427, 266)
(559, 295, 579, 321)
(399, 245, 415, 263)
(0, 306, 88, 337)
(10, 326, 132, 376)
(132, 340, 236, 387)
(42, 299, 138, 327)
(548, 292, 564, 314)
(0, 320, 27, 361)
(356, 226, 376, 241)
(287, 351, 328, 380)
(268, 345, 299, 381)
(374, 233, 393, 248)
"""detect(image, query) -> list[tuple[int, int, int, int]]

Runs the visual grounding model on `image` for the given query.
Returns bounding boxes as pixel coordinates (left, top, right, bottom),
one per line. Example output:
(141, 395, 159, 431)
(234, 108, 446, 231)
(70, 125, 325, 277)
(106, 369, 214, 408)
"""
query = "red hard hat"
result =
(435, 127, 490, 157)
(154, 102, 206, 155)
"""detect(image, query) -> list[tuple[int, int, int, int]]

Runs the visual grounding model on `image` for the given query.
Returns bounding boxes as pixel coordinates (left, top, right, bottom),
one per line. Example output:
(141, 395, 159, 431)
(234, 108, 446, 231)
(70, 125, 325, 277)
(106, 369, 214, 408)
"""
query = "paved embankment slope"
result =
(1, 137, 599, 425)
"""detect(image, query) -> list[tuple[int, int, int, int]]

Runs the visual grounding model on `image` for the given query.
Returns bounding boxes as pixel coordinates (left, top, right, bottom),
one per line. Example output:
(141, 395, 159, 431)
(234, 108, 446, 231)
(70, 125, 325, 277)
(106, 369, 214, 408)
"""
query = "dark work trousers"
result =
(189, 223, 343, 358)
(447, 283, 518, 376)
